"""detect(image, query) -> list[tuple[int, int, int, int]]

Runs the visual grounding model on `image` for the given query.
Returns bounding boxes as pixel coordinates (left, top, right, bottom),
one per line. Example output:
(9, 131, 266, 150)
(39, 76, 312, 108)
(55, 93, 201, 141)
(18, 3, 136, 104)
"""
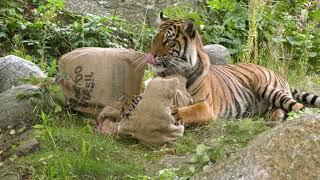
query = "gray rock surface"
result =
(194, 114, 320, 180)
(0, 55, 46, 93)
(65, 0, 111, 16)
(16, 138, 40, 156)
(0, 84, 41, 129)
(0, 127, 33, 161)
(204, 44, 230, 65)
(0, 174, 20, 180)
(146, 154, 192, 176)
(65, 0, 204, 26)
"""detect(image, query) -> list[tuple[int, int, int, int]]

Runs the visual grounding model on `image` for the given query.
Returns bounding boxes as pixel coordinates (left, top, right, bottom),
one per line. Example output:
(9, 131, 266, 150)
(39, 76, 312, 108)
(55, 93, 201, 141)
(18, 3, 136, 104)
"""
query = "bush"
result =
(163, 0, 320, 74)
(0, 0, 318, 75)
(0, 0, 154, 75)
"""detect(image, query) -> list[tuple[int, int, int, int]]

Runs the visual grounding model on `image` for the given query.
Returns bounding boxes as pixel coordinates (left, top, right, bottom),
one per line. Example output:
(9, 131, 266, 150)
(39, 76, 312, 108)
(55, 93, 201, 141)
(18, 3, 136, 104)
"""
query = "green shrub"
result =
(0, 0, 153, 75)
(163, 0, 320, 74)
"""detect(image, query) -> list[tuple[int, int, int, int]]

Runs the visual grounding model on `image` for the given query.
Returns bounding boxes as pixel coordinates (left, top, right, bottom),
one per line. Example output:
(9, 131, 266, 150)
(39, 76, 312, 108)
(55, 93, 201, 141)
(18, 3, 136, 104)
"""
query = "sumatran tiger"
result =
(128, 12, 320, 125)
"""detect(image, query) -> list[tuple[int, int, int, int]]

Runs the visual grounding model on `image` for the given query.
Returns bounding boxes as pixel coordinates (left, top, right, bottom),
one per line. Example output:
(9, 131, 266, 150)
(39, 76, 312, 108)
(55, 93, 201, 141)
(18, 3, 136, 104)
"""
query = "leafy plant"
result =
(0, 0, 151, 77)
(287, 107, 320, 121)
(188, 144, 212, 174)
(184, 119, 269, 175)
(156, 168, 179, 180)
(163, 0, 319, 74)
(204, 0, 248, 59)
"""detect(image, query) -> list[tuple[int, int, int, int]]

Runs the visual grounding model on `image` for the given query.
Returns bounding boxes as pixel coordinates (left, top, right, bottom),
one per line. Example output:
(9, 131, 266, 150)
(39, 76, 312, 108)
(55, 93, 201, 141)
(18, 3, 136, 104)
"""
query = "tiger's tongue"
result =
(145, 54, 159, 65)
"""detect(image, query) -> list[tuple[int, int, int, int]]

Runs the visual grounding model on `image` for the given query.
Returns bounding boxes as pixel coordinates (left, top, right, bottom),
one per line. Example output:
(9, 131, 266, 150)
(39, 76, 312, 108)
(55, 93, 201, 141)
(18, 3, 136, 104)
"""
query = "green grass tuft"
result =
(19, 126, 147, 178)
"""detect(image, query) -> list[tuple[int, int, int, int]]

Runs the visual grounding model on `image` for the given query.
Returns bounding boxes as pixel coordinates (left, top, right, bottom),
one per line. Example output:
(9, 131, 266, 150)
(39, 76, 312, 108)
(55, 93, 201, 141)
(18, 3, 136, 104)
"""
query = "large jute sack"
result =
(58, 48, 145, 115)
(96, 75, 193, 146)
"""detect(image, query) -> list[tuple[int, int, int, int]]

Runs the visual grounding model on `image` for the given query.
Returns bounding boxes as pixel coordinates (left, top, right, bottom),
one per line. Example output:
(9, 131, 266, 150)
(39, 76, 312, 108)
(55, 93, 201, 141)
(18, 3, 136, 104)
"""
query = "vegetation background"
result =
(0, 0, 319, 179)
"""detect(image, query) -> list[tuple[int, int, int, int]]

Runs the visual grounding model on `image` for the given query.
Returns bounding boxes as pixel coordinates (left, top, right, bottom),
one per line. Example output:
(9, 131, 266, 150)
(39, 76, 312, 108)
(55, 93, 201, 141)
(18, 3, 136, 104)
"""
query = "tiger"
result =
(125, 12, 320, 125)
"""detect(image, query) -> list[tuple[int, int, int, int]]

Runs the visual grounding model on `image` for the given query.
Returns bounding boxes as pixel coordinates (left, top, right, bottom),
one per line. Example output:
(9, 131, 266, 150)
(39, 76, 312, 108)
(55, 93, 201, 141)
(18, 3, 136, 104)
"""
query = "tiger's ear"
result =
(160, 12, 168, 22)
(183, 19, 196, 39)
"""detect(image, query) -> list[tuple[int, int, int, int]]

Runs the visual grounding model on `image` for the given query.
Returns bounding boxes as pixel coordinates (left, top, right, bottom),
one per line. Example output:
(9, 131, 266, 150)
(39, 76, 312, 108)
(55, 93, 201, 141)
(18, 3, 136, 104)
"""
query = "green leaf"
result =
(41, 110, 47, 124)
(207, 0, 224, 10)
(54, 105, 62, 113)
(0, 32, 7, 38)
(189, 165, 196, 173)
(196, 144, 208, 155)
(189, 155, 198, 163)
(33, 124, 45, 129)
(308, 52, 317, 58)
(200, 154, 210, 163)
(286, 36, 304, 46)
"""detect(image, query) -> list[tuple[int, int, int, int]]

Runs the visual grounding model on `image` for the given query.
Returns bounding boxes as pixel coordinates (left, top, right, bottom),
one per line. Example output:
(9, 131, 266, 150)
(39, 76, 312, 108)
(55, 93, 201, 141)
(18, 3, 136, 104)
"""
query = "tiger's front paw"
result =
(171, 106, 184, 126)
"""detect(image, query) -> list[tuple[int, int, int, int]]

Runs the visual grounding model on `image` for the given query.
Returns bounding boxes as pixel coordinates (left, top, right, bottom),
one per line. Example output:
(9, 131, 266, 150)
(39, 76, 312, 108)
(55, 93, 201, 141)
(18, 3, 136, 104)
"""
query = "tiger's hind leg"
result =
(259, 87, 304, 112)
(266, 108, 287, 127)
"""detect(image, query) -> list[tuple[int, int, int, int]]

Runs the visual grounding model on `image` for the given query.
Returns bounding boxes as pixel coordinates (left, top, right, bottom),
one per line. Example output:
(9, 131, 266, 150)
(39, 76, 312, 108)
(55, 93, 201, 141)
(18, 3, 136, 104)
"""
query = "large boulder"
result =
(0, 55, 46, 93)
(194, 113, 320, 180)
(0, 56, 47, 161)
(65, 0, 204, 26)
(204, 44, 230, 65)
(0, 84, 41, 129)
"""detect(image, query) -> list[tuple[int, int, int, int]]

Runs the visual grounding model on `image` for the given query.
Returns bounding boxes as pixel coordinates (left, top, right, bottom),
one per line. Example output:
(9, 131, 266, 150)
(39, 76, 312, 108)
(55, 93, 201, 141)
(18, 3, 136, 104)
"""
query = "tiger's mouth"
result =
(145, 54, 191, 74)
(151, 61, 168, 73)
(145, 54, 169, 73)
(152, 59, 191, 75)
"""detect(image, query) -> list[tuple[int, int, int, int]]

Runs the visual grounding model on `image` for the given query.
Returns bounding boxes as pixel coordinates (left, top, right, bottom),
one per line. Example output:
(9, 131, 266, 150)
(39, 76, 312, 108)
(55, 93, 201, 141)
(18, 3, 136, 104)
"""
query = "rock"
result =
(65, 0, 111, 16)
(146, 154, 192, 176)
(194, 113, 320, 180)
(0, 84, 41, 129)
(204, 44, 230, 65)
(16, 138, 39, 156)
(0, 128, 32, 162)
(9, 129, 16, 135)
(65, 0, 205, 26)
(0, 174, 20, 180)
(0, 55, 46, 93)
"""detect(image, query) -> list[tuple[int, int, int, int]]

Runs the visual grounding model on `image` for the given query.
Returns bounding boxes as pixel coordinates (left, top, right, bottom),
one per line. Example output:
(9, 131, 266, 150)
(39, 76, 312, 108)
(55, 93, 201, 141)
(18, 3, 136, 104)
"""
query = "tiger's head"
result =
(145, 12, 206, 75)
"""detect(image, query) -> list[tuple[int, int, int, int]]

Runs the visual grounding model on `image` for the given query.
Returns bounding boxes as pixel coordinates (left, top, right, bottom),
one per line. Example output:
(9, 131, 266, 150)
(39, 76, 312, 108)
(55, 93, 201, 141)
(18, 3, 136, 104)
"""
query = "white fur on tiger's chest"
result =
(188, 44, 197, 67)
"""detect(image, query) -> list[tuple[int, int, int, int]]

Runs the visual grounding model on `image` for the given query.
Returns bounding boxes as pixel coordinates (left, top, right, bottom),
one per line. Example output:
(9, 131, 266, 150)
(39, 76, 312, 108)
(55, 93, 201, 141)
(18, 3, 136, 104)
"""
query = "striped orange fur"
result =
(142, 13, 320, 124)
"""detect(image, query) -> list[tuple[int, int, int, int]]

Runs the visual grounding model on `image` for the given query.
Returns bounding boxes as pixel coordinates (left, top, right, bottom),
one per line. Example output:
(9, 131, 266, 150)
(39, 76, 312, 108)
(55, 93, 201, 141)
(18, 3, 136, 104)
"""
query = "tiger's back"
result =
(203, 63, 292, 118)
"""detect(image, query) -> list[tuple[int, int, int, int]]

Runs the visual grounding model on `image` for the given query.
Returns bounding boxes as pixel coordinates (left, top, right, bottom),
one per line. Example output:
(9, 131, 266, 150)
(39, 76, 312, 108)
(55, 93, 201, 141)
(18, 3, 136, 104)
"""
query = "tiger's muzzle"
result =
(145, 54, 160, 65)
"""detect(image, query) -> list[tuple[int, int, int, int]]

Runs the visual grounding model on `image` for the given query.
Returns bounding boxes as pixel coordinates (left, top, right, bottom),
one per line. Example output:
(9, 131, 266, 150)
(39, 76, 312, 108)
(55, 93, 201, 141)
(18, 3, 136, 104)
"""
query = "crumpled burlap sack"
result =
(96, 75, 193, 146)
(58, 48, 145, 115)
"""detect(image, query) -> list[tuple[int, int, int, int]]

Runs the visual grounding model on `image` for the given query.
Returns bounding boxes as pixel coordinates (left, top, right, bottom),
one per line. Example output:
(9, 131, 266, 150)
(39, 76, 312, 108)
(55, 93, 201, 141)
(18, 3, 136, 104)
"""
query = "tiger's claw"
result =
(171, 106, 184, 126)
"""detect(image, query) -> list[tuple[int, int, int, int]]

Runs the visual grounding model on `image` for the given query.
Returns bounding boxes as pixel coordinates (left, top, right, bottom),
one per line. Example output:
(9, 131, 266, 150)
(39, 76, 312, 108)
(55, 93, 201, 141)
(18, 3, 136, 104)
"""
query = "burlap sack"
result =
(96, 75, 193, 146)
(170, 75, 193, 108)
(58, 48, 146, 115)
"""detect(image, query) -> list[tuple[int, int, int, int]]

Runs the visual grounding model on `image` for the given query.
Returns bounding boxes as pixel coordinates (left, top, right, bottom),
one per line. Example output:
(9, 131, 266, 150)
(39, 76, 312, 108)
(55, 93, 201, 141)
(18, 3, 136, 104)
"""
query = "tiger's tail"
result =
(291, 89, 320, 106)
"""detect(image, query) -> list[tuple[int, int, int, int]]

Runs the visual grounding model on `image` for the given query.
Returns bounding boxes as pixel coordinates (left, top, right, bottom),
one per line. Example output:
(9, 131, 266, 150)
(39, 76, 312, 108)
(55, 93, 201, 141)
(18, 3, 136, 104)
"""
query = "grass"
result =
(0, 74, 319, 179)
(11, 117, 270, 179)
(20, 127, 147, 178)
(1, 0, 319, 178)
(0, 108, 271, 179)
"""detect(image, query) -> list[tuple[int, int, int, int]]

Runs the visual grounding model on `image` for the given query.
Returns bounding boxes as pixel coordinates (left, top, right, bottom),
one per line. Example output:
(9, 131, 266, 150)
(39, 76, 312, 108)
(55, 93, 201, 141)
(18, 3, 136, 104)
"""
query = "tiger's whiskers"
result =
(133, 55, 147, 71)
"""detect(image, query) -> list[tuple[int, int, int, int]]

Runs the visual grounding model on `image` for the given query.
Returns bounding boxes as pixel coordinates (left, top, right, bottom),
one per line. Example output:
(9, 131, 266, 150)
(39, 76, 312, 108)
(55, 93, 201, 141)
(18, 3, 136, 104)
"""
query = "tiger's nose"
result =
(145, 54, 159, 65)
